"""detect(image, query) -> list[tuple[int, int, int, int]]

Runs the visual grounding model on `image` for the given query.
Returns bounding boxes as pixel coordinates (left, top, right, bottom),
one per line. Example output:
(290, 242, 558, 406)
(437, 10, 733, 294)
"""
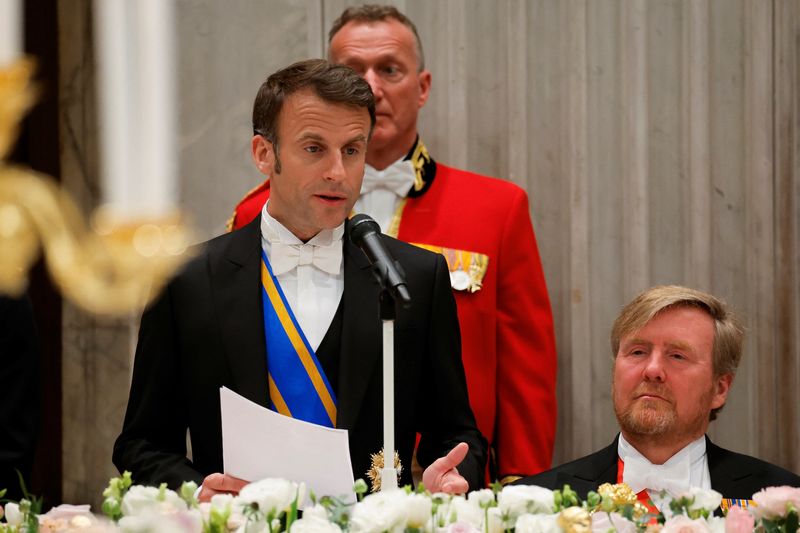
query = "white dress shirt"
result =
(260, 202, 344, 351)
(353, 158, 416, 234)
(618, 433, 710, 511)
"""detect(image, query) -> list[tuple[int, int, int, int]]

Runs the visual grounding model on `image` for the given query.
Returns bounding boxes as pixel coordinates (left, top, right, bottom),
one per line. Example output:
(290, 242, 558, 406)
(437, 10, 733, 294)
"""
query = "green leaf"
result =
(180, 481, 199, 507)
(620, 503, 634, 521)
(157, 483, 168, 501)
(286, 487, 300, 532)
(553, 490, 563, 511)
(353, 479, 368, 501)
(785, 510, 799, 533)
(761, 518, 780, 533)
(490, 481, 503, 495)
(101, 497, 122, 521)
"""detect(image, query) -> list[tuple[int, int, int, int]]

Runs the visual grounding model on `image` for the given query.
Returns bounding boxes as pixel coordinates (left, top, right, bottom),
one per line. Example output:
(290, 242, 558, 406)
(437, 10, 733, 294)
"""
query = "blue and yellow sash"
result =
(260, 251, 337, 427)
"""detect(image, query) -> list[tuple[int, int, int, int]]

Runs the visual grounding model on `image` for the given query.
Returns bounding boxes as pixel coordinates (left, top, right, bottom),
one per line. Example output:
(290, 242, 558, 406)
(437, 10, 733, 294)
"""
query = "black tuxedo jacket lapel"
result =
(212, 216, 270, 408)
(336, 234, 383, 430)
(707, 437, 771, 498)
(555, 438, 619, 497)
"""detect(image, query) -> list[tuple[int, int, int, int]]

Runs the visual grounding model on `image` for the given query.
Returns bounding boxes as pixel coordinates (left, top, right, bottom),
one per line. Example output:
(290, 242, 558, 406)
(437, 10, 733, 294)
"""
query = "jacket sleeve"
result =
(494, 188, 557, 479)
(416, 254, 488, 490)
(113, 282, 205, 488)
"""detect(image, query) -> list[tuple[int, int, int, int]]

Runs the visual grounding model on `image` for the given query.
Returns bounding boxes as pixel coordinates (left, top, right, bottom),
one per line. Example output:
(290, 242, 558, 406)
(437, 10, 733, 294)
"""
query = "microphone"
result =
(348, 214, 412, 306)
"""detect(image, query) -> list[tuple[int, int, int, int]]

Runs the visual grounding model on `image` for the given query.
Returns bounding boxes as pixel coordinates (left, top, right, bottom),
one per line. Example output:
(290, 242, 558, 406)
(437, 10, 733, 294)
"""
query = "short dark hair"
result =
(252, 59, 376, 171)
(328, 4, 425, 70)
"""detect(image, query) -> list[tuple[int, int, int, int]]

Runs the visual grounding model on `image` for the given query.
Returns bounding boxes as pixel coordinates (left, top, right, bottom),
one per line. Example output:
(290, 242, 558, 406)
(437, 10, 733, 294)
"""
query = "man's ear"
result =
(710, 373, 733, 411)
(251, 135, 275, 176)
(417, 69, 432, 109)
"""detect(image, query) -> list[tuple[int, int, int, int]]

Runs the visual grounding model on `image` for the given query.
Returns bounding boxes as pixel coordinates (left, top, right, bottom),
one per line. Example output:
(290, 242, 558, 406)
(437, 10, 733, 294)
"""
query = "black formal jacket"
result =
(0, 294, 40, 501)
(113, 216, 487, 490)
(515, 435, 800, 499)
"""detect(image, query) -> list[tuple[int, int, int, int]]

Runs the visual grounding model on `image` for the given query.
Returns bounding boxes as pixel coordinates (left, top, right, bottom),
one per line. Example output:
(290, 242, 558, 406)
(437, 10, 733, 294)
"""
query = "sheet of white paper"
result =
(220, 387, 355, 504)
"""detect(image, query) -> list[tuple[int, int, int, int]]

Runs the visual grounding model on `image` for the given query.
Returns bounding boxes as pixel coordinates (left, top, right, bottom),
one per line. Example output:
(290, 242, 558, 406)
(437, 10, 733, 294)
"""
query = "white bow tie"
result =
(361, 160, 416, 196)
(270, 241, 342, 275)
(623, 455, 691, 496)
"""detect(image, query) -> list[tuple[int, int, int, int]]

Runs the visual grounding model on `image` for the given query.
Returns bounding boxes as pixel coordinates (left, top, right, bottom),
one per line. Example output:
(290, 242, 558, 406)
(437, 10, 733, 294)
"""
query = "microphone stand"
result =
(380, 289, 399, 491)
(348, 214, 411, 491)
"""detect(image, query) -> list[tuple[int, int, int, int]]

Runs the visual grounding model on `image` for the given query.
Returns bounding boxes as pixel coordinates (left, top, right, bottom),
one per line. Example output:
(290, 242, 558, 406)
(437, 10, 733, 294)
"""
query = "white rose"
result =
(706, 516, 725, 533)
(591, 512, 636, 533)
(661, 515, 712, 533)
(682, 488, 723, 513)
(4, 502, 22, 526)
(121, 485, 188, 517)
(210, 493, 234, 510)
(301, 505, 329, 522)
(291, 515, 341, 533)
(498, 485, 555, 518)
(406, 493, 433, 528)
(234, 517, 268, 533)
(118, 514, 153, 532)
(431, 494, 457, 528)
(238, 478, 303, 516)
(515, 513, 562, 533)
(486, 507, 504, 533)
(451, 496, 484, 528)
(349, 491, 408, 533)
(467, 489, 495, 508)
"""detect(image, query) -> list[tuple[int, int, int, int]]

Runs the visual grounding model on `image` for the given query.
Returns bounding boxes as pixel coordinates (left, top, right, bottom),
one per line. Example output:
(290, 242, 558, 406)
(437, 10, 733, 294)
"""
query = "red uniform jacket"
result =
(229, 153, 557, 480)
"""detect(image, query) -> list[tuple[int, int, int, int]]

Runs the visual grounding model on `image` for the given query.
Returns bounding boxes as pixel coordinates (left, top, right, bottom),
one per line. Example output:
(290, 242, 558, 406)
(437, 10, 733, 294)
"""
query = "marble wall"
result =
(57, 0, 800, 506)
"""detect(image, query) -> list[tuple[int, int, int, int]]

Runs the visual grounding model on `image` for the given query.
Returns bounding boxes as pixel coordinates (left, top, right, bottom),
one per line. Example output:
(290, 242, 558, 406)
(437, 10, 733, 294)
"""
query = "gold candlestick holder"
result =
(0, 58, 192, 315)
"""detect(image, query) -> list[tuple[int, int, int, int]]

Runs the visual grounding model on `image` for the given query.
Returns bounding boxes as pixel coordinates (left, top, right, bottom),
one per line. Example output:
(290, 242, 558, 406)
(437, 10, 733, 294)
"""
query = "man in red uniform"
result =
(230, 5, 557, 483)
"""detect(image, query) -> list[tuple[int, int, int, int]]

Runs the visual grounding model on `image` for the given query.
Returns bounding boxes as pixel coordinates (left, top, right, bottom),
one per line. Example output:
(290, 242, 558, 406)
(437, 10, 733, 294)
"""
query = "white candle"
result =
(95, 0, 133, 215)
(136, 0, 177, 216)
(381, 320, 398, 491)
(95, 0, 177, 218)
(0, 0, 22, 67)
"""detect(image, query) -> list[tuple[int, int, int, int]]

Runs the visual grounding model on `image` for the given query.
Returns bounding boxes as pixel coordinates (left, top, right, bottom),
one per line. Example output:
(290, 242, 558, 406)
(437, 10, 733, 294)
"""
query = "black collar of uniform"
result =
(402, 136, 437, 198)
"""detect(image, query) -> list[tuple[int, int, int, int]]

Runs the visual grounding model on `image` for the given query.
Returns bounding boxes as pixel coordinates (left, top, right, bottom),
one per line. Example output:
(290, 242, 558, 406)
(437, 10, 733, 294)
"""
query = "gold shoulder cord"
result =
(385, 139, 430, 239)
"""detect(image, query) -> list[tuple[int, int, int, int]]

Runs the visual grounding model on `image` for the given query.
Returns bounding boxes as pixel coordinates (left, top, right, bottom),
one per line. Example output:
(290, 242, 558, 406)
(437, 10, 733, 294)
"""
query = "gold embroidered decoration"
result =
(366, 448, 402, 492)
(410, 139, 432, 192)
(411, 244, 489, 293)
(385, 197, 408, 239)
(499, 475, 522, 485)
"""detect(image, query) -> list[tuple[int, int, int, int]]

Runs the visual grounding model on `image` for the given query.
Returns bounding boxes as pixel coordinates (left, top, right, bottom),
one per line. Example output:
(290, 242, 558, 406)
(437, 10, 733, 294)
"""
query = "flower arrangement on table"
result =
(0, 474, 798, 533)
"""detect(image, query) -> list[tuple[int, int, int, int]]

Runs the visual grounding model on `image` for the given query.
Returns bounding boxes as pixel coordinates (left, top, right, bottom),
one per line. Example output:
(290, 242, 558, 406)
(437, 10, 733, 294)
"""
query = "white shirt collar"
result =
(618, 433, 707, 468)
(618, 433, 710, 505)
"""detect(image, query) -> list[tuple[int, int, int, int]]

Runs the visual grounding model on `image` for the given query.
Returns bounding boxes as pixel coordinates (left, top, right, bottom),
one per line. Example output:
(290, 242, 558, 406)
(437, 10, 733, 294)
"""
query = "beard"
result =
(613, 381, 716, 439)
(613, 381, 678, 436)
(615, 392, 677, 436)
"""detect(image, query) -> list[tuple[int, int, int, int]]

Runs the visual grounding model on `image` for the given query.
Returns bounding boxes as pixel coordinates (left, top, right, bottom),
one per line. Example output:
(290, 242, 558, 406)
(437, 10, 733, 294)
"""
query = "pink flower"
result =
(592, 512, 637, 533)
(724, 506, 754, 533)
(661, 515, 711, 533)
(444, 522, 483, 533)
(751, 486, 800, 520)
